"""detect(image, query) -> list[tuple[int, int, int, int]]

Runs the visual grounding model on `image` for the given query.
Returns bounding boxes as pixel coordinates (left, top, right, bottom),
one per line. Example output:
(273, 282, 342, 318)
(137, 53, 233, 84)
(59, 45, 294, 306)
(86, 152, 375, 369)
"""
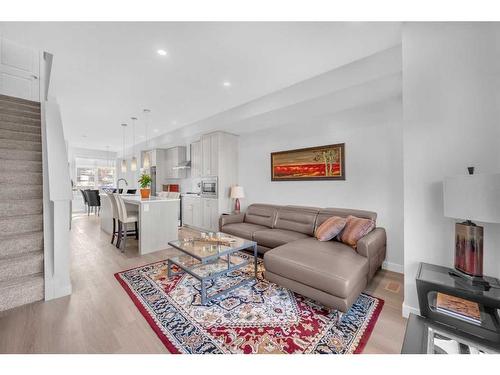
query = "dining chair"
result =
(167, 192, 181, 199)
(86, 190, 101, 216)
(80, 189, 89, 214)
(114, 194, 139, 252)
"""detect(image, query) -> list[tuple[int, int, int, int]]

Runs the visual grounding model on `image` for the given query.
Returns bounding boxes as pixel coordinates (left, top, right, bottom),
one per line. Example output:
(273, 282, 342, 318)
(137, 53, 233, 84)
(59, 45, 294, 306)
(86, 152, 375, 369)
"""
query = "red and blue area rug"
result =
(115, 254, 383, 354)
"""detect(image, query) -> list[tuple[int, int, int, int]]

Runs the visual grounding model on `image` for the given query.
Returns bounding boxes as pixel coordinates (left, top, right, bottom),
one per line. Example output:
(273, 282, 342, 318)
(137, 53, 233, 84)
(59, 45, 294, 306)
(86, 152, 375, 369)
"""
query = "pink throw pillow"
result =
(315, 216, 347, 242)
(338, 215, 375, 248)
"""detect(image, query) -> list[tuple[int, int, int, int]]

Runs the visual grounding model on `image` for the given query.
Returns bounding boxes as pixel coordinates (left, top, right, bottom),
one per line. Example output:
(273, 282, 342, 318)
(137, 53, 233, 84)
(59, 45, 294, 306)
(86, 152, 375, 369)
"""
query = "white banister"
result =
(40, 51, 72, 300)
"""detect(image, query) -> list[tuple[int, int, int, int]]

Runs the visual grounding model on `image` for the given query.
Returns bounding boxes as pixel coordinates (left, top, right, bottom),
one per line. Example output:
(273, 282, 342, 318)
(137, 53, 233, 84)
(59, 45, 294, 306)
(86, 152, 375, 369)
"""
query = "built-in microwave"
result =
(201, 177, 218, 198)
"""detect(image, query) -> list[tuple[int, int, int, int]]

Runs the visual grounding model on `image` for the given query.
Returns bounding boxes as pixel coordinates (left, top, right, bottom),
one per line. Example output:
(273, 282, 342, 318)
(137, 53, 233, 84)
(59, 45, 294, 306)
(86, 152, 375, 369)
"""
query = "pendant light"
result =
(130, 117, 138, 171)
(106, 145, 110, 168)
(121, 123, 127, 173)
(142, 109, 151, 169)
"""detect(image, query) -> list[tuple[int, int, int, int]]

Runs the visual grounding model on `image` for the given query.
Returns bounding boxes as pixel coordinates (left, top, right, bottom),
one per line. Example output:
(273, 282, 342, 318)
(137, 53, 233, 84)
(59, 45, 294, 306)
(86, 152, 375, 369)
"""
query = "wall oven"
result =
(201, 177, 218, 198)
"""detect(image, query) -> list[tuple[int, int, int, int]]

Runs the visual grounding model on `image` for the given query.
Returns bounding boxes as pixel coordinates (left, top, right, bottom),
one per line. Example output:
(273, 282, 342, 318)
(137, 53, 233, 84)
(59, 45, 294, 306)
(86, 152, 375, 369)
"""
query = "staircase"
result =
(0, 94, 44, 312)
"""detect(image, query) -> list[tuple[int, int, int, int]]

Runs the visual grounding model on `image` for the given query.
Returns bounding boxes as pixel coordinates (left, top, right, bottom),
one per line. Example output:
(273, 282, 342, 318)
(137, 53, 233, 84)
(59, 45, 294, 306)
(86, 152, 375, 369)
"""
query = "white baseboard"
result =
(402, 302, 420, 318)
(382, 261, 404, 274)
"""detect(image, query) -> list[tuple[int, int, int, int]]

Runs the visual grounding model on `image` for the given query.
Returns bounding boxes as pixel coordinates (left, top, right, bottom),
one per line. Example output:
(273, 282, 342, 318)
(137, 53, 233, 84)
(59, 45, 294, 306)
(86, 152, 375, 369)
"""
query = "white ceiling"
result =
(0, 22, 401, 151)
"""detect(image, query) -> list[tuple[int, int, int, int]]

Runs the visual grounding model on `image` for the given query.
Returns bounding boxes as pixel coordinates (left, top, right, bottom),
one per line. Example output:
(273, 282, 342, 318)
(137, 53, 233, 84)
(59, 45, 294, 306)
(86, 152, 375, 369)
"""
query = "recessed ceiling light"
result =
(157, 49, 167, 56)
(153, 128, 159, 133)
(222, 81, 231, 87)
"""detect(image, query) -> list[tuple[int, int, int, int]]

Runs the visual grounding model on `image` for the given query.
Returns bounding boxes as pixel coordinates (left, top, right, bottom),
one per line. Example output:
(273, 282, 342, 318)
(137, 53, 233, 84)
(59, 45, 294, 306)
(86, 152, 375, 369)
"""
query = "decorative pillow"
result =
(338, 215, 375, 249)
(314, 216, 347, 242)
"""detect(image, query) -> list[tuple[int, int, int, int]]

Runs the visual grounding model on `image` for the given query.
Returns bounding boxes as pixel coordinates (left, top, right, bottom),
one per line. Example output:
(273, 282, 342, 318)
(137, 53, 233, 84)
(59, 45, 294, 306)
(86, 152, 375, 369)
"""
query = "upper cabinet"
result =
(201, 134, 212, 176)
(201, 132, 222, 177)
(190, 141, 201, 178)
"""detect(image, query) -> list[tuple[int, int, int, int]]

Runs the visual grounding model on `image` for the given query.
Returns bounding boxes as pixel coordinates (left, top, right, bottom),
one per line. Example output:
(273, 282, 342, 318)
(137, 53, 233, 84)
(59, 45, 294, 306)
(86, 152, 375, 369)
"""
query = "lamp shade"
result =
(443, 173, 500, 223)
(230, 185, 245, 199)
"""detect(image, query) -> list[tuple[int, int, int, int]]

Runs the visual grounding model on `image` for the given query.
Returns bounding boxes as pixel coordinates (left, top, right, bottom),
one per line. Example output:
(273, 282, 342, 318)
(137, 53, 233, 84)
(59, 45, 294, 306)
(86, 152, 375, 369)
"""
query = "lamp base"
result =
(234, 198, 240, 214)
(454, 221, 484, 277)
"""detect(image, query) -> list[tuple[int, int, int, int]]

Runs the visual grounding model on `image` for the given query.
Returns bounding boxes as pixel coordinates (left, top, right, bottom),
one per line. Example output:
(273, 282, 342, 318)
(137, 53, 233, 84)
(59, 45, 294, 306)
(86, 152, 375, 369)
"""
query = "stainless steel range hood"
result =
(172, 160, 191, 170)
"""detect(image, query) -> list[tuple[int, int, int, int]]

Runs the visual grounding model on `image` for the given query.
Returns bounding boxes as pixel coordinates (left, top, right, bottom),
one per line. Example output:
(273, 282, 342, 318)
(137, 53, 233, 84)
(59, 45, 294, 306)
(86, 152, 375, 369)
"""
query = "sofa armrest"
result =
(356, 227, 387, 279)
(219, 213, 245, 230)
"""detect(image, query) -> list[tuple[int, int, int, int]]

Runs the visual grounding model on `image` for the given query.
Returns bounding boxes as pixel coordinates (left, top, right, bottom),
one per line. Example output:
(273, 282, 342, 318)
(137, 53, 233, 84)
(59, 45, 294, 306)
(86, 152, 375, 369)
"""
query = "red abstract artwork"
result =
(271, 143, 345, 181)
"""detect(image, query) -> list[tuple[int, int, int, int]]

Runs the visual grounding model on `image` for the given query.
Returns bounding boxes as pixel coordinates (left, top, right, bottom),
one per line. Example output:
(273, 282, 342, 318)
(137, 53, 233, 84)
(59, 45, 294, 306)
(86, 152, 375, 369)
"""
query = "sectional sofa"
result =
(219, 204, 386, 312)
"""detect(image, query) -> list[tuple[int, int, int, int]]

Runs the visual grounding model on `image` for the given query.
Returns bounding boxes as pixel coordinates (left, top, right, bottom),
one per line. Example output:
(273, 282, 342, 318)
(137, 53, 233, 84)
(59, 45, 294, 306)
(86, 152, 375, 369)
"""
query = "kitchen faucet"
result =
(117, 178, 128, 193)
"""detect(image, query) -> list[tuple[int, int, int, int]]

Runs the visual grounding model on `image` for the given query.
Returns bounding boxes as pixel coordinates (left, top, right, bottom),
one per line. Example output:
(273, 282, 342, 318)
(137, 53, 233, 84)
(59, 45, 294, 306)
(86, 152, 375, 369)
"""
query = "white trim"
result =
(402, 302, 420, 318)
(382, 260, 404, 274)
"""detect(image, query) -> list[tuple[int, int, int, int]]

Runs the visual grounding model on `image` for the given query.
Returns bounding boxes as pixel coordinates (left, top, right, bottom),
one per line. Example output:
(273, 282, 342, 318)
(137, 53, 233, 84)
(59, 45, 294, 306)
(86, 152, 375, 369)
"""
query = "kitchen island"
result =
(100, 194, 179, 255)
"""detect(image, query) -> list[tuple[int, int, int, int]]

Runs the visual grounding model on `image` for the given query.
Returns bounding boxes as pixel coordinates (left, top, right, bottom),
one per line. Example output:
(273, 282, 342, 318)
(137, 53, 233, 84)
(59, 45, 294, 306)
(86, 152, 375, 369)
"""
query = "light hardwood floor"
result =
(0, 214, 407, 353)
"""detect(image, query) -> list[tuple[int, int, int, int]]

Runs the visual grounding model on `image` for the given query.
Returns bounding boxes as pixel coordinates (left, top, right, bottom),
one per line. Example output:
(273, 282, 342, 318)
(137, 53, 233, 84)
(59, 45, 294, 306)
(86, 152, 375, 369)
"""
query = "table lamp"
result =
(230, 185, 245, 214)
(443, 170, 500, 286)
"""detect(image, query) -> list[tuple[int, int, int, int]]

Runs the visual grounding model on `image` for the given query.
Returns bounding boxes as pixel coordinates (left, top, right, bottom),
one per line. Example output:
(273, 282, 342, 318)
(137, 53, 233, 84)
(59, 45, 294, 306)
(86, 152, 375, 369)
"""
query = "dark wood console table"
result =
(401, 262, 500, 354)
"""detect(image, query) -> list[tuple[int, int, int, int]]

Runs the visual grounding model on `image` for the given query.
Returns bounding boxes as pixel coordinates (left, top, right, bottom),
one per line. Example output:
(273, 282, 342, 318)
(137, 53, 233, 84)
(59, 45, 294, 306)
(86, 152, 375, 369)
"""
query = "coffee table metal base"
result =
(167, 244, 258, 305)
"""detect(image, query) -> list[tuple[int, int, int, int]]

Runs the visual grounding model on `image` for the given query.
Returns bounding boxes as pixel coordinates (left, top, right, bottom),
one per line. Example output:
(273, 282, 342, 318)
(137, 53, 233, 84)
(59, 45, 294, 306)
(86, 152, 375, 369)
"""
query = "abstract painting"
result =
(271, 143, 345, 181)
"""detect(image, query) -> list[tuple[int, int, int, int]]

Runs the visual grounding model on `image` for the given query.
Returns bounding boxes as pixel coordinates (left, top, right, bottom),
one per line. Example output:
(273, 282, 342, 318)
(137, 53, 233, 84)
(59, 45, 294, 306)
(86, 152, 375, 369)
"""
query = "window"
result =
(97, 167, 115, 188)
(74, 157, 115, 191)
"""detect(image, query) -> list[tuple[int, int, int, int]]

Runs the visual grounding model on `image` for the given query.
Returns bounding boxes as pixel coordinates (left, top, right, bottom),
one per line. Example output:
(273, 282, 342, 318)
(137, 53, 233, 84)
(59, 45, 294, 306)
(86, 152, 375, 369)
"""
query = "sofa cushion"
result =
(274, 206, 320, 235)
(222, 222, 268, 241)
(253, 229, 310, 249)
(314, 216, 346, 241)
(315, 208, 377, 231)
(338, 215, 376, 248)
(264, 237, 368, 298)
(244, 204, 279, 228)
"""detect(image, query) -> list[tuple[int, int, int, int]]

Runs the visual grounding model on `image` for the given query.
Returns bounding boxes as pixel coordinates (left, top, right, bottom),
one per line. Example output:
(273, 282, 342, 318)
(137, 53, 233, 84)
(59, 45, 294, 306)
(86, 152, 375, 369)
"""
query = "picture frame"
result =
(270, 143, 345, 181)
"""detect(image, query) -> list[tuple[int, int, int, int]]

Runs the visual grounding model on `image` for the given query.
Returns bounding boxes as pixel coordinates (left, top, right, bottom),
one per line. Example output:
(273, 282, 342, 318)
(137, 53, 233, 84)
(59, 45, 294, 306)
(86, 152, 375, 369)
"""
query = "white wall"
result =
(403, 23, 500, 316)
(239, 97, 404, 270)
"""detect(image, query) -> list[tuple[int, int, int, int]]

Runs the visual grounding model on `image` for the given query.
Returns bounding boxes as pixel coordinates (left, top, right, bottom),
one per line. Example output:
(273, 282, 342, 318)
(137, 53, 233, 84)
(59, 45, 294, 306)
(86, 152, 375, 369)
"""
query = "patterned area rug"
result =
(115, 253, 384, 354)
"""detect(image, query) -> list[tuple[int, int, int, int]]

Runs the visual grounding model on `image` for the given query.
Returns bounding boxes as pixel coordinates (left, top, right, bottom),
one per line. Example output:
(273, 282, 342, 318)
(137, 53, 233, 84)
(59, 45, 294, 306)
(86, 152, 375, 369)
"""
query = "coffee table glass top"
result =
(168, 233, 256, 261)
(168, 254, 248, 278)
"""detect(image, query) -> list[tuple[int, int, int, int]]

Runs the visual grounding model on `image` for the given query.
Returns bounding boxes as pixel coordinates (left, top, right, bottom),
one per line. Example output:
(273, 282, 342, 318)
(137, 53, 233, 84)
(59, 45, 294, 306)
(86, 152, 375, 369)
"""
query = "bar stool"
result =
(106, 193, 121, 247)
(114, 194, 139, 252)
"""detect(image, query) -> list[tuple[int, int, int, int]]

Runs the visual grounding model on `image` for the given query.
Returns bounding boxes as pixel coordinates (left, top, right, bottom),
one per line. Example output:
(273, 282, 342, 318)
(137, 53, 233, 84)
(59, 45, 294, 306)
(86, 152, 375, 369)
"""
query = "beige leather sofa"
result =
(219, 204, 386, 312)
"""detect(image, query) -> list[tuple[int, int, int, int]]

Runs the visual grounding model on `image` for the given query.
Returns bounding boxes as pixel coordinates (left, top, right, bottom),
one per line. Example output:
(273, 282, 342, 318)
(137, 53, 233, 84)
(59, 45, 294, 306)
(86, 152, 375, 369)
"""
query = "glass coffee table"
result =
(168, 233, 258, 305)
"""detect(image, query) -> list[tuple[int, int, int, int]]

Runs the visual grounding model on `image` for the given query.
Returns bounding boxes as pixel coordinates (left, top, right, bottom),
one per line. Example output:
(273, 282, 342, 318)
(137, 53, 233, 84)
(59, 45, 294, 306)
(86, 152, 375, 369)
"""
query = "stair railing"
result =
(40, 51, 73, 300)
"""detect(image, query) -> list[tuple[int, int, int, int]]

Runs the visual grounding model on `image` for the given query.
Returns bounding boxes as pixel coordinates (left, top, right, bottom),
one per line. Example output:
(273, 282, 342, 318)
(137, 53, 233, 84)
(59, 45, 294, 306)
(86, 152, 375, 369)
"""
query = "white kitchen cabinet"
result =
(209, 133, 219, 177)
(182, 196, 202, 228)
(201, 135, 211, 176)
(201, 132, 236, 178)
(201, 198, 219, 232)
(182, 199, 194, 226)
(193, 199, 202, 228)
(190, 141, 201, 178)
